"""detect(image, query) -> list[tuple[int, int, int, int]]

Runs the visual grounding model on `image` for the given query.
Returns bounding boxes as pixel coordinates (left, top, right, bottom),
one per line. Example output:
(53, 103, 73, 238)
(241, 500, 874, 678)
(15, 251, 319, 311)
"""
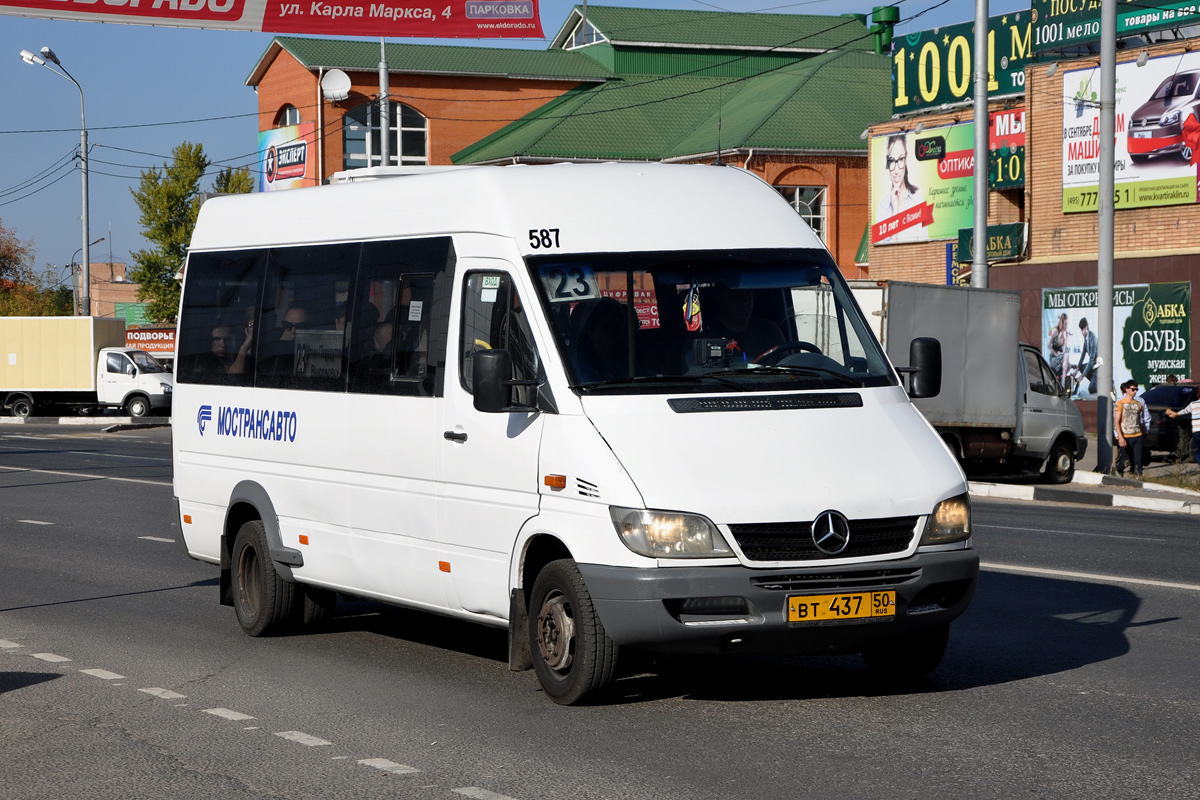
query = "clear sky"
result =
(0, 0, 1027, 286)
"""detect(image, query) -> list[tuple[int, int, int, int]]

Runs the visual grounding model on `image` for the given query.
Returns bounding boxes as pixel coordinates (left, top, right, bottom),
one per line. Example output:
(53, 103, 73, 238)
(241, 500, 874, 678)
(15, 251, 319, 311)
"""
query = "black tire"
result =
(1043, 441, 1076, 484)
(125, 395, 150, 418)
(231, 520, 298, 636)
(1129, 153, 1149, 164)
(528, 559, 618, 705)
(10, 395, 33, 419)
(862, 624, 949, 681)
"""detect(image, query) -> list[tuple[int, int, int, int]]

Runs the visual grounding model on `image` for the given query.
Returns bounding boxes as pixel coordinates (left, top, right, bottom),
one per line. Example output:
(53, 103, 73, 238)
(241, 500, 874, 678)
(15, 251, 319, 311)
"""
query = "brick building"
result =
(246, 5, 896, 274)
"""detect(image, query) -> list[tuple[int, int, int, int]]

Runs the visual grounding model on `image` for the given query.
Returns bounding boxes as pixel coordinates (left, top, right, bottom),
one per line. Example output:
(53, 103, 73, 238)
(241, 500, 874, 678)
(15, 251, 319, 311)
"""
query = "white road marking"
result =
(275, 731, 332, 747)
(454, 789, 521, 800)
(0, 640, 22, 649)
(140, 688, 187, 700)
(0, 464, 170, 487)
(138, 536, 175, 543)
(203, 708, 255, 721)
(358, 758, 419, 773)
(982, 562, 1200, 592)
(80, 669, 125, 680)
(17, 519, 54, 525)
(31, 653, 71, 663)
(976, 523, 1167, 543)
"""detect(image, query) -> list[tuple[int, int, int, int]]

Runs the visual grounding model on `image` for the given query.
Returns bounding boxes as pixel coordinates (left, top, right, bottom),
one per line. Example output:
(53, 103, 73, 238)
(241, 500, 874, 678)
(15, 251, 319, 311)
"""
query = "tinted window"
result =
(177, 249, 267, 386)
(257, 243, 357, 392)
(348, 237, 454, 397)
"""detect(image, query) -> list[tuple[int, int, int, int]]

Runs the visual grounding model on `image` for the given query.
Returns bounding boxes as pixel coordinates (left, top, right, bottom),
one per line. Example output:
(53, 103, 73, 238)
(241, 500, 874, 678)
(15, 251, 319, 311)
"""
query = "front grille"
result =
(728, 516, 918, 562)
(750, 567, 922, 592)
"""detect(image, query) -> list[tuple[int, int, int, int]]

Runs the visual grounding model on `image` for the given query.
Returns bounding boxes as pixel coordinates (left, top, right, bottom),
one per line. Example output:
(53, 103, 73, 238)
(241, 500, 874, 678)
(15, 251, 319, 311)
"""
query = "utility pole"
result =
(972, 0, 989, 288)
(379, 38, 390, 168)
(1096, 0, 1117, 471)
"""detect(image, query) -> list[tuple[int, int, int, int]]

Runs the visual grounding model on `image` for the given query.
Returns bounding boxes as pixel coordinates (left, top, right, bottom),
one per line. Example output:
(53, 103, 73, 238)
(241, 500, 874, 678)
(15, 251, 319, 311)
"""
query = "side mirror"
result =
(907, 337, 941, 399)
(473, 350, 512, 413)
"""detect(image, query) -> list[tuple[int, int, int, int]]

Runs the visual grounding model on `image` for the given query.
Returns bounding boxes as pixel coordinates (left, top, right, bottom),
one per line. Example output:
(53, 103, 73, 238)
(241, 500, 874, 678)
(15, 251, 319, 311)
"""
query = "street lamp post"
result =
(20, 46, 91, 316)
(67, 236, 105, 316)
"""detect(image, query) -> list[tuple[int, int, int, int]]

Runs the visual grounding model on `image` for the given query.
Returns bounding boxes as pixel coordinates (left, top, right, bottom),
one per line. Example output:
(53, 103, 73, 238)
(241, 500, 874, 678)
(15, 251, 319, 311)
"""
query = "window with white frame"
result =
(343, 100, 428, 168)
(777, 186, 827, 242)
(276, 104, 301, 127)
(565, 18, 605, 48)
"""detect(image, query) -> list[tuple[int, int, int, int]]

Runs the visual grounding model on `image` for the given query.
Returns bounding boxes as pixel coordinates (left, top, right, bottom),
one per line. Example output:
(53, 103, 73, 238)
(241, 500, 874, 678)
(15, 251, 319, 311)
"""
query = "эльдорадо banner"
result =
(0, 0, 542, 38)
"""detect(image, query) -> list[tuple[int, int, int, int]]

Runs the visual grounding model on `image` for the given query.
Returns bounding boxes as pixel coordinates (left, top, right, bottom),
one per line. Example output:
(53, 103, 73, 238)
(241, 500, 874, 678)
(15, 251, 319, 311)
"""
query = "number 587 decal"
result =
(528, 228, 561, 249)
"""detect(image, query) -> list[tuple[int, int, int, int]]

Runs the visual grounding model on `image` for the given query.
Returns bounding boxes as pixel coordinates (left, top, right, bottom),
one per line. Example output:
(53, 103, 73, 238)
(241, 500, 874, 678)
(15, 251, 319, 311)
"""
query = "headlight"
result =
(610, 507, 732, 558)
(160, 383, 173, 393)
(920, 493, 971, 546)
(1161, 109, 1181, 127)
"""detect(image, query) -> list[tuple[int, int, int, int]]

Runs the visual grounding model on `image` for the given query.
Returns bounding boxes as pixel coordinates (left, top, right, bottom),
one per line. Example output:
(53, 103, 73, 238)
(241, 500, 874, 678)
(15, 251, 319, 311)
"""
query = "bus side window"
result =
(349, 237, 454, 397)
(460, 272, 541, 405)
(257, 242, 358, 392)
(176, 249, 267, 387)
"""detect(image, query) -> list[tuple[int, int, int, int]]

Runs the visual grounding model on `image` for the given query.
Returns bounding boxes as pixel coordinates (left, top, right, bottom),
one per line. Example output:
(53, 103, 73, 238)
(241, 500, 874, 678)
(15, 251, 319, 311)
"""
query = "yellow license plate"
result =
(786, 591, 896, 623)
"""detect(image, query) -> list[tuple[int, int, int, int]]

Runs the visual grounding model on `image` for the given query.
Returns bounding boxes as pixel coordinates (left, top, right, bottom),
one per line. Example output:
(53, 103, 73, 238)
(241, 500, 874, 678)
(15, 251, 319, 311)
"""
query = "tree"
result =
(0, 219, 69, 316)
(129, 143, 253, 323)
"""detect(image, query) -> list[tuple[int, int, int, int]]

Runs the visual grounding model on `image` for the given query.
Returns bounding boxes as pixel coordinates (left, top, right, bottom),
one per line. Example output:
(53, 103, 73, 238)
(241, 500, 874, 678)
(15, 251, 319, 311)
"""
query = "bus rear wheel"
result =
(528, 559, 618, 705)
(232, 520, 297, 636)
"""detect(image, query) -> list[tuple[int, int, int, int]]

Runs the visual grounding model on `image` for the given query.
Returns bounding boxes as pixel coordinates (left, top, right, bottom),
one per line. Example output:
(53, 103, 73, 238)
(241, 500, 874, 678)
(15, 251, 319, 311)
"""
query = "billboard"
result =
(1032, 0, 1200, 54)
(1042, 282, 1191, 398)
(1062, 51, 1200, 213)
(258, 123, 317, 193)
(0, 0, 542, 38)
(871, 112, 1026, 246)
(891, 12, 1032, 115)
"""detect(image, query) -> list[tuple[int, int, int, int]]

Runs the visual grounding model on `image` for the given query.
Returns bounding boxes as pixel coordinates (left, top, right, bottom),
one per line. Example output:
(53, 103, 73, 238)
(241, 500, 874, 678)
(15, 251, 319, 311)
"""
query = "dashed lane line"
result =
(359, 758, 420, 774)
(0, 639, 22, 649)
(17, 520, 54, 525)
(140, 688, 187, 700)
(203, 708, 256, 721)
(454, 789, 522, 800)
(276, 731, 333, 747)
(138, 536, 175, 543)
(31, 653, 71, 663)
(80, 669, 125, 680)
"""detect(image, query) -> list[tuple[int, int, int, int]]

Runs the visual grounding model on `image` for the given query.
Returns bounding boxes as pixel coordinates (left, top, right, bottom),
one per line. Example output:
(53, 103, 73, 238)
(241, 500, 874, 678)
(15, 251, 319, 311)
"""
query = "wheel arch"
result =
(218, 481, 302, 606)
(507, 530, 573, 672)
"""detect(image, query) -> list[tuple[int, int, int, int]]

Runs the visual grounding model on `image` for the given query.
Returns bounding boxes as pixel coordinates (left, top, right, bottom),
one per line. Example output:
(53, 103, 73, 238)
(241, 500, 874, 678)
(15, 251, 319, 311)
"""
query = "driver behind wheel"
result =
(702, 284, 784, 362)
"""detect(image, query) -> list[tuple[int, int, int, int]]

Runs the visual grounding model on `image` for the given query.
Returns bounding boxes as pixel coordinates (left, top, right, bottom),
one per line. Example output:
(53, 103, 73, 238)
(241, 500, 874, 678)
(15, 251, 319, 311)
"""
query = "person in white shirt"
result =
(1165, 395, 1200, 466)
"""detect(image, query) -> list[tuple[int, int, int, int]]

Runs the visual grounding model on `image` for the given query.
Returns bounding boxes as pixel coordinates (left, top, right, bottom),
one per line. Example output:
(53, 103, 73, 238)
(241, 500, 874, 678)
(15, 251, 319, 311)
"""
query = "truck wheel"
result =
(528, 559, 618, 705)
(125, 396, 150, 418)
(1043, 442, 1076, 485)
(10, 395, 33, 418)
(862, 624, 949, 681)
(231, 520, 298, 636)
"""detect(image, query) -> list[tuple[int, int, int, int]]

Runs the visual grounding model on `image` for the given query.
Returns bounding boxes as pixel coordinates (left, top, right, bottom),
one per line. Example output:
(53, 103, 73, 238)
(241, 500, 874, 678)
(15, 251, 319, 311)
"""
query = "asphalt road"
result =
(1, 424, 1197, 799)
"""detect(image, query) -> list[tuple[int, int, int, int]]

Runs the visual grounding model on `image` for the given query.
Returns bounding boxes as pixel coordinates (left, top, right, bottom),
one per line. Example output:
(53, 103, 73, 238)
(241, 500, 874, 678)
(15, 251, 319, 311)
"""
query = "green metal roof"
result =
(550, 5, 872, 52)
(246, 36, 614, 86)
(452, 50, 890, 163)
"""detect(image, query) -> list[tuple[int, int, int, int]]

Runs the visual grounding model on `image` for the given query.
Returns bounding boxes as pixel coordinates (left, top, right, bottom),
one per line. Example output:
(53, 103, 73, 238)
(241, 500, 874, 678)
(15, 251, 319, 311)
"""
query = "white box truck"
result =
(1, 317, 174, 418)
(847, 281, 1087, 483)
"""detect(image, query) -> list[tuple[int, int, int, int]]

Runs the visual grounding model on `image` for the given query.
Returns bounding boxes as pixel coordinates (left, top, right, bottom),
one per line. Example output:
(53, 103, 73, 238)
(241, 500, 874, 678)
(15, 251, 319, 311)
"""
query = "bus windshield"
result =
(527, 249, 895, 394)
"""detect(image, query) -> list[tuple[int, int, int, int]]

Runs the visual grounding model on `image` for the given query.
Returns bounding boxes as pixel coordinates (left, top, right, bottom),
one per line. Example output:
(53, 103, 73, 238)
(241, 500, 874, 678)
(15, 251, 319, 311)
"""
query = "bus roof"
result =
(188, 162, 826, 258)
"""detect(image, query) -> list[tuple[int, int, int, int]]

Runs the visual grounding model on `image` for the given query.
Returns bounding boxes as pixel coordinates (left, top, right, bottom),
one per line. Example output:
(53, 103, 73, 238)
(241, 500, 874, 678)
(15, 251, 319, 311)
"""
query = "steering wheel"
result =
(753, 341, 822, 365)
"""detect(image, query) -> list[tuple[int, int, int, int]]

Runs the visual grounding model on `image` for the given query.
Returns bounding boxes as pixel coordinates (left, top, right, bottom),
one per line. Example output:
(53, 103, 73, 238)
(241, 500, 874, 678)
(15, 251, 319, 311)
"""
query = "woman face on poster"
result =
(885, 134, 919, 207)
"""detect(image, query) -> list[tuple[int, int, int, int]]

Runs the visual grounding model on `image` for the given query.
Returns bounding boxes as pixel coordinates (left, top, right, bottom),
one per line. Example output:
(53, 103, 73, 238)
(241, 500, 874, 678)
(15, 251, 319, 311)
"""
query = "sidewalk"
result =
(969, 430, 1200, 515)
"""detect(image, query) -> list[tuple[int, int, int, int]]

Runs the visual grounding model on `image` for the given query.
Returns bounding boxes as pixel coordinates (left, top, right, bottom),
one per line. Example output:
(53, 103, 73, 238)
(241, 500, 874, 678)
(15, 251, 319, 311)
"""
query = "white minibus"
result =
(172, 163, 978, 704)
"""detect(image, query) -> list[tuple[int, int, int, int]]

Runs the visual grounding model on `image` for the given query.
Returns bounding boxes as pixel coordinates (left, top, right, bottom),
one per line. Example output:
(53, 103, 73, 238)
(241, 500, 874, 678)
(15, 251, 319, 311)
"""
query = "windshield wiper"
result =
(573, 374, 746, 392)
(705, 365, 865, 387)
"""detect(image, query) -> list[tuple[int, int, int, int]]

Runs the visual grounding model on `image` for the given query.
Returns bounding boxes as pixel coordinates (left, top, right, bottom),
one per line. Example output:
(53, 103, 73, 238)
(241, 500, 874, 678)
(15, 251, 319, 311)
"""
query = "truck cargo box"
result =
(1, 317, 126, 392)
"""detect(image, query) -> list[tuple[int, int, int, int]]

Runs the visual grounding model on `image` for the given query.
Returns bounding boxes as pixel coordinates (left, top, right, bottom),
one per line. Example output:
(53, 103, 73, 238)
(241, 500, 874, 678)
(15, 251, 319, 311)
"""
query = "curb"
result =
(0, 416, 172, 428)
(969, 481, 1200, 515)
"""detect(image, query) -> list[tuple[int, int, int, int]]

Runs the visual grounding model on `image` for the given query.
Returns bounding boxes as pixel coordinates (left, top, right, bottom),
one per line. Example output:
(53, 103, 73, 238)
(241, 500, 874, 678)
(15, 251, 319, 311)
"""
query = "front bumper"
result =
(579, 550, 979, 656)
(1075, 434, 1089, 461)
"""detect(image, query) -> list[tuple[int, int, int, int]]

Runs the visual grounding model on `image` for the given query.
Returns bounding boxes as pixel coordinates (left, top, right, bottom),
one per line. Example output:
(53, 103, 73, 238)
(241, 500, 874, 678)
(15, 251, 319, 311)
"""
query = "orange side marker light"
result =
(544, 474, 567, 490)
(299, 534, 309, 545)
(439, 561, 451, 573)
(182, 515, 192, 524)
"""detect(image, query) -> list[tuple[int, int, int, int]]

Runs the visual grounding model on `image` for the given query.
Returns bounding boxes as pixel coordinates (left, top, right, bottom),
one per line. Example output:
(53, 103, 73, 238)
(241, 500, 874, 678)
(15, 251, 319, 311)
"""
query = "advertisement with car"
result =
(1062, 51, 1200, 213)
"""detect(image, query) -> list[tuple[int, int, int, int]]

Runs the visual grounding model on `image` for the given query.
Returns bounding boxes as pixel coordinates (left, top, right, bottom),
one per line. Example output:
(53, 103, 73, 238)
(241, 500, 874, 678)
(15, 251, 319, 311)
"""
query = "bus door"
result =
(438, 265, 545, 620)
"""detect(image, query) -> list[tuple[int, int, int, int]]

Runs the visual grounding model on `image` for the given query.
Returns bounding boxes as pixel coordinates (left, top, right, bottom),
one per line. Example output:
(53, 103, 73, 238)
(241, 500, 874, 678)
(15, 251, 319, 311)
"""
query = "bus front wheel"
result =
(232, 520, 297, 636)
(528, 559, 618, 705)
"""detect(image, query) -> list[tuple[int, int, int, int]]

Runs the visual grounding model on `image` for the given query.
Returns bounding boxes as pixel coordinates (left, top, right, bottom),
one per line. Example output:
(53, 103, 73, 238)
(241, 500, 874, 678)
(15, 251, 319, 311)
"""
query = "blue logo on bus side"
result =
(197, 405, 212, 436)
